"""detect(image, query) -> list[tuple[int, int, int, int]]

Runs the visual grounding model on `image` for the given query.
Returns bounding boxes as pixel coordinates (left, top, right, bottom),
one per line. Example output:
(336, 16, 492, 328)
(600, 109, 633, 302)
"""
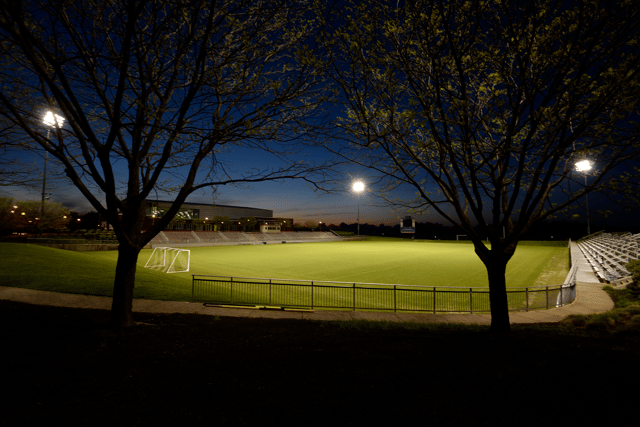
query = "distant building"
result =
(145, 200, 293, 232)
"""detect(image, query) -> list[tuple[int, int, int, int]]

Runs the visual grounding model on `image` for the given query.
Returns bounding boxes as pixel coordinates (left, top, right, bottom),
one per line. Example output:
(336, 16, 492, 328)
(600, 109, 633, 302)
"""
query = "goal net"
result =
(144, 247, 190, 273)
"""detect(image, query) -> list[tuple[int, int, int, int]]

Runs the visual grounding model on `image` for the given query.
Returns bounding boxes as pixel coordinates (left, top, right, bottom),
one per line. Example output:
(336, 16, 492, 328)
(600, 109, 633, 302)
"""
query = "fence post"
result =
(191, 275, 195, 303)
(269, 278, 272, 305)
(394, 285, 397, 313)
(230, 276, 233, 303)
(546, 286, 549, 309)
(526, 287, 529, 311)
(353, 283, 356, 311)
(433, 286, 436, 313)
(311, 281, 314, 309)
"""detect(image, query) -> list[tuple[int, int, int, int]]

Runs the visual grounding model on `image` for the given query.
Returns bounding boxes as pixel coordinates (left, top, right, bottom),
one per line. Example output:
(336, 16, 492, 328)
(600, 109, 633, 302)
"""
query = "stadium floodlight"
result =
(575, 159, 593, 235)
(43, 111, 65, 128)
(42, 111, 65, 222)
(575, 159, 593, 172)
(352, 180, 365, 235)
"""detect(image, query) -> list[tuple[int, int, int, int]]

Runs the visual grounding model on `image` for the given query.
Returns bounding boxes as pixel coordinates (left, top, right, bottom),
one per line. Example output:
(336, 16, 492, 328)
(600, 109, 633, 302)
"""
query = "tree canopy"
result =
(0, 0, 332, 326)
(0, 196, 70, 236)
(322, 0, 640, 331)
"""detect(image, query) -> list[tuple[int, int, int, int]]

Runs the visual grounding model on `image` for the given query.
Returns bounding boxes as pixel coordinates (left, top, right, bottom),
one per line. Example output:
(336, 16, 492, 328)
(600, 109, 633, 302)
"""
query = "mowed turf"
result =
(0, 238, 569, 302)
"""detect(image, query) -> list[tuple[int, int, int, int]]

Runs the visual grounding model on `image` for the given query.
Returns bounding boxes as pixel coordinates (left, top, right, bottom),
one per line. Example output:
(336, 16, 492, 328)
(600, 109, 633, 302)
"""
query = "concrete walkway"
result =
(0, 242, 615, 324)
(570, 241, 603, 285)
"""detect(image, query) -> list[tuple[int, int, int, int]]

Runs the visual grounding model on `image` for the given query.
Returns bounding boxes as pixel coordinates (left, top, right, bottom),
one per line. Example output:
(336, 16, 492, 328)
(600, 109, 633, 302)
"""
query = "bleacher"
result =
(577, 231, 639, 286)
(156, 231, 197, 244)
(192, 231, 226, 243)
(149, 231, 343, 248)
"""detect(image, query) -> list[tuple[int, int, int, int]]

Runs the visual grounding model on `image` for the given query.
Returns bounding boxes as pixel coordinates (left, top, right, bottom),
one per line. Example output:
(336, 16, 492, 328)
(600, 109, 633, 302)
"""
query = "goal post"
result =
(144, 247, 190, 273)
(145, 247, 167, 268)
(456, 235, 468, 241)
(167, 248, 190, 273)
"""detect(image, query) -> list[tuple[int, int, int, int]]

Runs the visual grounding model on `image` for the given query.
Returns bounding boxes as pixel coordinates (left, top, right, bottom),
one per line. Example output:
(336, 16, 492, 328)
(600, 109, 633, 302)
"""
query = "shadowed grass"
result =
(2, 298, 638, 427)
(558, 284, 640, 334)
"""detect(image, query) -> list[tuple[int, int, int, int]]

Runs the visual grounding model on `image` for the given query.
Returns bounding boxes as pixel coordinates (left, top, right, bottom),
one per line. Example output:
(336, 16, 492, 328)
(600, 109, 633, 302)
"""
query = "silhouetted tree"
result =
(0, 0, 331, 326)
(322, 0, 640, 332)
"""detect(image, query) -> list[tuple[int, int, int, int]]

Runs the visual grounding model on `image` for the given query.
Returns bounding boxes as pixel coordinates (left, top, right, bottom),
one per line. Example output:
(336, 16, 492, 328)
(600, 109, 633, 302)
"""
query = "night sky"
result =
(1, 1, 638, 231)
(1, 143, 417, 226)
(2, 142, 636, 229)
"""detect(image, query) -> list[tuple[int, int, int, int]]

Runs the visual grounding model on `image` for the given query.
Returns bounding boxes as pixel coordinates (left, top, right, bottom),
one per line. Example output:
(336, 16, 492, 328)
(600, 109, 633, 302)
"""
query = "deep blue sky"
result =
(2, 144, 637, 229)
(2, 145, 430, 226)
(2, 1, 638, 231)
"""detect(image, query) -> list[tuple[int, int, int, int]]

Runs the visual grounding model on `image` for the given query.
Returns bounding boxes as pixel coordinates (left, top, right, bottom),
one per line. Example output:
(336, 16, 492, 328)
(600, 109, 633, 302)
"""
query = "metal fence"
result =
(192, 275, 577, 313)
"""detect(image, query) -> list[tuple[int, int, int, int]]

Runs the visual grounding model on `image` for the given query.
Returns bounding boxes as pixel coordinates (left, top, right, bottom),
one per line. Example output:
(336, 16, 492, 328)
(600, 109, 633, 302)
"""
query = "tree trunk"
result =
(485, 254, 511, 334)
(110, 242, 140, 327)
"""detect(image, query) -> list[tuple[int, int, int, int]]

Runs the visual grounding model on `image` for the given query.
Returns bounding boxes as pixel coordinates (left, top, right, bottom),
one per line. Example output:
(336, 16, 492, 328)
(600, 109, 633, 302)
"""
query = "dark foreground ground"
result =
(2, 300, 639, 427)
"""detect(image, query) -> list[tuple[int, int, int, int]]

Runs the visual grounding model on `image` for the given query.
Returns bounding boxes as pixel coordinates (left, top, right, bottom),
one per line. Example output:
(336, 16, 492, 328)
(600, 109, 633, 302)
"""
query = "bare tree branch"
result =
(0, 0, 336, 326)
(321, 0, 640, 332)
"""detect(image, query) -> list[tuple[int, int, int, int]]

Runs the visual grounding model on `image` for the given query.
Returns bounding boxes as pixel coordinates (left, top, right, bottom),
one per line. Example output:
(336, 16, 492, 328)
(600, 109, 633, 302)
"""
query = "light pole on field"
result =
(352, 180, 365, 235)
(42, 111, 65, 223)
(575, 159, 593, 236)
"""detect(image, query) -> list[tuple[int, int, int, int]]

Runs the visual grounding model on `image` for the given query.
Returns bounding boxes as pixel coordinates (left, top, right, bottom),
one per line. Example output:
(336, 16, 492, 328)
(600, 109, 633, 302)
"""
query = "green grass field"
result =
(0, 238, 569, 305)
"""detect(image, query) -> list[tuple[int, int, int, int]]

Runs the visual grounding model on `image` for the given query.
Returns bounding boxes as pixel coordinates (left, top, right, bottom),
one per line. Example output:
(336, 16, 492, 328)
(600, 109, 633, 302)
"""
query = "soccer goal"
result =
(144, 247, 190, 273)
(456, 234, 468, 241)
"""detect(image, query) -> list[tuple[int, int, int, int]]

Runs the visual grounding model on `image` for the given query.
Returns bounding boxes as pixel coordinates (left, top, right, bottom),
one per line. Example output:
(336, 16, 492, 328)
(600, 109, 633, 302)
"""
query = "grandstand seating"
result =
(160, 231, 197, 244)
(577, 231, 639, 285)
(192, 231, 224, 243)
(149, 231, 343, 247)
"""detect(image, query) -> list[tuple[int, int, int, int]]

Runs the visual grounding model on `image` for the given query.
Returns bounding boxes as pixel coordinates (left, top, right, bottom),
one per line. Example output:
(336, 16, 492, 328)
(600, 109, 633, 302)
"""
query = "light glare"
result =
(43, 111, 65, 128)
(352, 181, 365, 193)
(575, 159, 593, 172)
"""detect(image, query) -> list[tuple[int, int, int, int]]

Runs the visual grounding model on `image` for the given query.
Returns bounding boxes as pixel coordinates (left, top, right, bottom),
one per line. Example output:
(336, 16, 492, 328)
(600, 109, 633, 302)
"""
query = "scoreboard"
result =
(400, 216, 415, 234)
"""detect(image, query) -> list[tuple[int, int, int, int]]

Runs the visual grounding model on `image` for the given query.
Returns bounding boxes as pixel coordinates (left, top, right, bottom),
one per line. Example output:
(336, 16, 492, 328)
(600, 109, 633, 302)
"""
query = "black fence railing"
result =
(192, 275, 577, 313)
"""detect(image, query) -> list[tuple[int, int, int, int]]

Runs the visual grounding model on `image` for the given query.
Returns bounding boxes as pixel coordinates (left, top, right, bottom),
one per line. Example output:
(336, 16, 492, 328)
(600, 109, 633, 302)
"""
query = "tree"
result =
(322, 0, 640, 332)
(0, 0, 331, 326)
(240, 216, 257, 231)
(1, 45, 71, 191)
(0, 45, 39, 188)
(302, 219, 319, 229)
(0, 115, 64, 191)
(0, 196, 70, 236)
(0, 196, 22, 235)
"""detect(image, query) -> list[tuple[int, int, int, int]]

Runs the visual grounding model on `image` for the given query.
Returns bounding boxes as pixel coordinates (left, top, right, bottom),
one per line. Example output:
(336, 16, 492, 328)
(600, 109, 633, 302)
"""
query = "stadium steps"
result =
(577, 232, 638, 285)
(241, 232, 258, 242)
(148, 231, 344, 248)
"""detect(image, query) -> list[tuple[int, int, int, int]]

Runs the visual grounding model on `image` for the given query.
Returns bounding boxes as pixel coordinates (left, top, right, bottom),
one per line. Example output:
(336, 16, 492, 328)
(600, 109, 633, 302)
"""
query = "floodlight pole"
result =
(575, 159, 593, 236)
(42, 111, 65, 224)
(41, 130, 49, 222)
(357, 193, 360, 235)
(584, 175, 591, 236)
(352, 180, 365, 236)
